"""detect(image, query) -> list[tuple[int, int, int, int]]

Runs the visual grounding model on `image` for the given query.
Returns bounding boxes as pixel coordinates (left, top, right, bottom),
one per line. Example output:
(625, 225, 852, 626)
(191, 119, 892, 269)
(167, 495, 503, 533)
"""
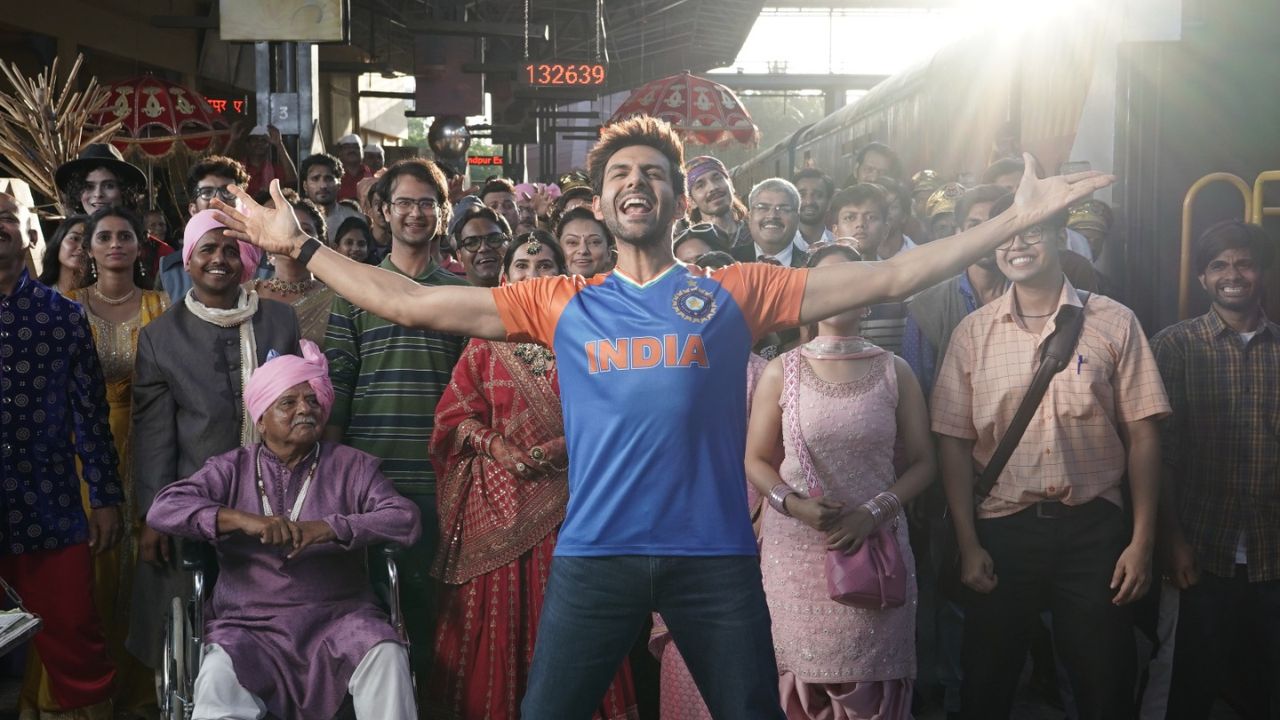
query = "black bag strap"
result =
(974, 291, 1090, 497)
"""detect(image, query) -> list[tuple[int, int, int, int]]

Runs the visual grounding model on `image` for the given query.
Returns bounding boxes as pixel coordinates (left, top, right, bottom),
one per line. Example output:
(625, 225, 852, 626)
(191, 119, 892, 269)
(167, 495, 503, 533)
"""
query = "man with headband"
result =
(127, 209, 302, 672)
(148, 340, 421, 720)
(685, 155, 751, 248)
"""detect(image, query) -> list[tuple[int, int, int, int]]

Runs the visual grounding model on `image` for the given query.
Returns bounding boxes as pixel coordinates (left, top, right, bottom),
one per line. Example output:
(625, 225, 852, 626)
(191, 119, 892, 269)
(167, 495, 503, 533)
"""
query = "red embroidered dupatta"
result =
(429, 339, 568, 584)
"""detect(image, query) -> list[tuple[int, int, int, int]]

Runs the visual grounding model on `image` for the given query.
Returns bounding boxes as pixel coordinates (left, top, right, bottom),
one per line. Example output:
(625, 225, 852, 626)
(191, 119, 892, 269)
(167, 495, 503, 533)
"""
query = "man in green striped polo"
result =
(323, 157, 468, 688)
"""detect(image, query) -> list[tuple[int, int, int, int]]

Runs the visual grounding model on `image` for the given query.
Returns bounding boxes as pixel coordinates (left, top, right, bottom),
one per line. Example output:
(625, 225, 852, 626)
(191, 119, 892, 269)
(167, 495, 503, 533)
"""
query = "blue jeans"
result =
(520, 555, 785, 720)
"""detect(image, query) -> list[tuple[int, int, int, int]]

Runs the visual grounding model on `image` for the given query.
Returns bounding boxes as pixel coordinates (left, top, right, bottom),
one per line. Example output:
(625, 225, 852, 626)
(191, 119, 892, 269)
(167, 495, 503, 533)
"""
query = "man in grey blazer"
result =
(126, 211, 301, 668)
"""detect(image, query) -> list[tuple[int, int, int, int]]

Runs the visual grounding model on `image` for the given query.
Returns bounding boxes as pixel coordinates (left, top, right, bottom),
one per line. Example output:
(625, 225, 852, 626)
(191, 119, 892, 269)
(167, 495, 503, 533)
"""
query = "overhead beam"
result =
(320, 61, 393, 75)
(150, 15, 217, 29)
(358, 91, 415, 99)
(706, 72, 889, 91)
(404, 20, 549, 41)
(761, 0, 963, 7)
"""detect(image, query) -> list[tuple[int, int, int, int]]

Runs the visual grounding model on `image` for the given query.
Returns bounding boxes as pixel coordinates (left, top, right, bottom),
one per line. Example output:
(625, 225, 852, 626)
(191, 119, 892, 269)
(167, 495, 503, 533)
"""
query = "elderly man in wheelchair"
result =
(146, 340, 421, 720)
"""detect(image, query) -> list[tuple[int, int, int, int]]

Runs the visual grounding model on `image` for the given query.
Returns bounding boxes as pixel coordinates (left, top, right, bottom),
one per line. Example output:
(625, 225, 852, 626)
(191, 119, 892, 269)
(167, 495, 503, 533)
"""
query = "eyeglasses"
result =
(751, 202, 797, 216)
(998, 225, 1050, 251)
(458, 232, 510, 252)
(194, 186, 236, 203)
(390, 198, 441, 215)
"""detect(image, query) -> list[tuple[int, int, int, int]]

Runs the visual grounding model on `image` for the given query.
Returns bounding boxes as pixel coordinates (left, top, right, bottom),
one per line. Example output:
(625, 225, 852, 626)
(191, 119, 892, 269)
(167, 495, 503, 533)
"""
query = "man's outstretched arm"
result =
(213, 181, 508, 340)
(798, 154, 1114, 324)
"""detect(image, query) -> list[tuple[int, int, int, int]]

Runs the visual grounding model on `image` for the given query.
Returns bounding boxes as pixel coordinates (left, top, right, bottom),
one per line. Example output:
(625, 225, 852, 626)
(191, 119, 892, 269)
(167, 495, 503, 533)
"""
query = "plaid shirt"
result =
(1151, 310, 1280, 581)
(931, 278, 1170, 518)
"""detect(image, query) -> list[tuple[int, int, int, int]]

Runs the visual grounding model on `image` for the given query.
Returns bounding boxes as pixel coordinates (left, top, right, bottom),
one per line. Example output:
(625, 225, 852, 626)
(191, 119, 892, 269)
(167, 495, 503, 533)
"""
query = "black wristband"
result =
(296, 237, 322, 267)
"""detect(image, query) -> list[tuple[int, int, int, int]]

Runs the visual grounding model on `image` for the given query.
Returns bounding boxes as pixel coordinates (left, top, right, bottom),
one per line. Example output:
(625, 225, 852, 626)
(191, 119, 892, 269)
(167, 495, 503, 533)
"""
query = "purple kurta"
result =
(147, 441, 421, 719)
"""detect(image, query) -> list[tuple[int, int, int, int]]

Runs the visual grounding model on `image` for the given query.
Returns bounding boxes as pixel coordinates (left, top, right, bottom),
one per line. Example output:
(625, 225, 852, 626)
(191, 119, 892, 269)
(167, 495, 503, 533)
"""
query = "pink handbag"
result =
(783, 352, 907, 610)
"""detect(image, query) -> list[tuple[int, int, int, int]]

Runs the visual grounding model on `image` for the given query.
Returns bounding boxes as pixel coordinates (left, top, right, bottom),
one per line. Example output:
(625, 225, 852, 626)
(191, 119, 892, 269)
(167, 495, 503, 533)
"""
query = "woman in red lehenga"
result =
(425, 231, 638, 720)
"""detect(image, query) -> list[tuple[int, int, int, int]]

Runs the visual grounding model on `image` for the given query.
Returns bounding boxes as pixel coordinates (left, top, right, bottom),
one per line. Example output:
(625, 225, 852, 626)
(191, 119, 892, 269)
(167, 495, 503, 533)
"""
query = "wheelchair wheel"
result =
(162, 595, 191, 720)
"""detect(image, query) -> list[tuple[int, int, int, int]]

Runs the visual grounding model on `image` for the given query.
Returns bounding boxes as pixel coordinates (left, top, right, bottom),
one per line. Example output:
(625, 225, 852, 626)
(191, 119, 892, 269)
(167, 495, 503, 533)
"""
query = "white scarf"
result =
(184, 288, 262, 446)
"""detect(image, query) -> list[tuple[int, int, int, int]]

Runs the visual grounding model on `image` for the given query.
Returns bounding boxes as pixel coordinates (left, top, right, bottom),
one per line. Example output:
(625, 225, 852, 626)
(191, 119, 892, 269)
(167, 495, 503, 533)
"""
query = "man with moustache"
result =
(791, 168, 835, 251)
(1146, 222, 1280, 719)
(729, 178, 809, 268)
(730, 178, 809, 355)
(301, 152, 361, 243)
(449, 200, 511, 288)
(129, 210, 300, 672)
(322, 158, 469, 686)
(213, 116, 1112, 718)
(903, 184, 1009, 395)
(684, 155, 751, 248)
(0, 192, 122, 718)
(931, 193, 1169, 719)
(146, 342, 420, 720)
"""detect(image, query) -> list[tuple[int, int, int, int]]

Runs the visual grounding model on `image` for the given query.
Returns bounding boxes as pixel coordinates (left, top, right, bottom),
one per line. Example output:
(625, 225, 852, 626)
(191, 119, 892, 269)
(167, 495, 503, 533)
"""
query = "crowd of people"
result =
(0, 111, 1274, 720)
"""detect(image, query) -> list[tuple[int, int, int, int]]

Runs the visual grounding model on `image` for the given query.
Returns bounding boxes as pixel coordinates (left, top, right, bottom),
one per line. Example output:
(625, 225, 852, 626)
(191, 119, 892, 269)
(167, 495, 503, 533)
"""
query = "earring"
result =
(88, 257, 97, 281)
(137, 258, 147, 279)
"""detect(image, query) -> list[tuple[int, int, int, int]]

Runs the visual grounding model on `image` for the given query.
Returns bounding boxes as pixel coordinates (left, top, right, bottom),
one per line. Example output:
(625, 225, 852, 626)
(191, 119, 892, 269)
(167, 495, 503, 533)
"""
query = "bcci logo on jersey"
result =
(671, 286, 718, 323)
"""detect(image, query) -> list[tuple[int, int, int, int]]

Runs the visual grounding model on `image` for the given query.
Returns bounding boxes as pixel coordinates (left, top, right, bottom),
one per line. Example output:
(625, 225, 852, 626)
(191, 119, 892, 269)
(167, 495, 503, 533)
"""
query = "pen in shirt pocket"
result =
(1076, 354, 1087, 374)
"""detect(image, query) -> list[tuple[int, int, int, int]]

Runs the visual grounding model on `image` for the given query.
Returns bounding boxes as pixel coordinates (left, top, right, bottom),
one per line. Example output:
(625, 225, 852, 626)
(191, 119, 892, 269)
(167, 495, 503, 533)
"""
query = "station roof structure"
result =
(339, 0, 766, 94)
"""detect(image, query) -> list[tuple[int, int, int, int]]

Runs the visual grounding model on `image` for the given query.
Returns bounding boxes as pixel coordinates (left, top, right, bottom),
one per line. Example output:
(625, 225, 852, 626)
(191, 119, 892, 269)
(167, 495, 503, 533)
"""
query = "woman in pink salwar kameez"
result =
(746, 244, 937, 720)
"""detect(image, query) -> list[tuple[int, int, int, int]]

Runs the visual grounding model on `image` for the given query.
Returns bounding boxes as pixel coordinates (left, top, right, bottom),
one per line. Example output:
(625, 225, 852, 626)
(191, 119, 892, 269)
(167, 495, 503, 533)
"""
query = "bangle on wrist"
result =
(296, 236, 323, 266)
(768, 483, 797, 517)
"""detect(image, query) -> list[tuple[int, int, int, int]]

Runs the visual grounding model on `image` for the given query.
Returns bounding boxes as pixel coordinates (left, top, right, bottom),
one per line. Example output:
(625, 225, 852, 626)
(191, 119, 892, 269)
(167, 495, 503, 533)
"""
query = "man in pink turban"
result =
(146, 338, 422, 720)
(243, 339, 336, 428)
(183, 209, 262, 284)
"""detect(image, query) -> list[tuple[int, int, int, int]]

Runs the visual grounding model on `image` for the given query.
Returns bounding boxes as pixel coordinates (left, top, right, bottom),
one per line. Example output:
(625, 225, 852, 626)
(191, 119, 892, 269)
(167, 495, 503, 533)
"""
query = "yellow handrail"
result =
(1180, 173, 1252, 319)
(1251, 170, 1280, 224)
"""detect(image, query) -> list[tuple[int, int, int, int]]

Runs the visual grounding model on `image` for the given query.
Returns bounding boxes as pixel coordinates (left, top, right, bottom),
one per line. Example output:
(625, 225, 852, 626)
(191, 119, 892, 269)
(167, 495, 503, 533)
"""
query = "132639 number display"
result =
(520, 62, 607, 87)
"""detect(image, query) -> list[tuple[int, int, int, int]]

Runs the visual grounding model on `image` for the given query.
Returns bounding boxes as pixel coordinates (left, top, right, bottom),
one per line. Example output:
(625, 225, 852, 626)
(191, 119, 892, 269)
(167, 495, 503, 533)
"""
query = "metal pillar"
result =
(254, 41, 319, 164)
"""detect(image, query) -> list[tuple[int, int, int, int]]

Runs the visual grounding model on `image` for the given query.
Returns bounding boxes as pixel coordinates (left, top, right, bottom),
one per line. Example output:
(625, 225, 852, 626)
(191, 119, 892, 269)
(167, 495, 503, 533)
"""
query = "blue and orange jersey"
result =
(491, 261, 808, 556)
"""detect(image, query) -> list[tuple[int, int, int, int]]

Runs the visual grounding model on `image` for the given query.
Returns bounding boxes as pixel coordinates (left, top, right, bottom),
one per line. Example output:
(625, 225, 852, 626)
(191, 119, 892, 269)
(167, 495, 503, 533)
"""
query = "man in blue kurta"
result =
(147, 340, 421, 720)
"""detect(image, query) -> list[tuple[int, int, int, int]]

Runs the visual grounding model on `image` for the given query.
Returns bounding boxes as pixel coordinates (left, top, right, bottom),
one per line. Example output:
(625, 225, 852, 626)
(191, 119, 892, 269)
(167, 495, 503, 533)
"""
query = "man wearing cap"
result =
(147, 340, 420, 720)
(912, 169, 941, 224)
(228, 124, 297, 199)
(336, 133, 373, 202)
(926, 182, 967, 241)
(128, 210, 301, 670)
(363, 143, 385, 173)
(1067, 199, 1113, 265)
(685, 155, 752, 248)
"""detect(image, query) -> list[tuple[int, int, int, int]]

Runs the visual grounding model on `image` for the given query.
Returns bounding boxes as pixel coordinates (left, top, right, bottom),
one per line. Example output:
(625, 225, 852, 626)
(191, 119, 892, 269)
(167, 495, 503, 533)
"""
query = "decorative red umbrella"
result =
(609, 71, 759, 146)
(90, 76, 229, 160)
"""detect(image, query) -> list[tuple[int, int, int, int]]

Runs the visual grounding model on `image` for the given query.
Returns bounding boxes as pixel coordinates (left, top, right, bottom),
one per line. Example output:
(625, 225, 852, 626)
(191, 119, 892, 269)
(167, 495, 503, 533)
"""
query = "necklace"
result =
(800, 335, 883, 360)
(513, 342, 555, 375)
(260, 277, 315, 296)
(254, 443, 321, 521)
(92, 284, 137, 306)
(1015, 309, 1055, 318)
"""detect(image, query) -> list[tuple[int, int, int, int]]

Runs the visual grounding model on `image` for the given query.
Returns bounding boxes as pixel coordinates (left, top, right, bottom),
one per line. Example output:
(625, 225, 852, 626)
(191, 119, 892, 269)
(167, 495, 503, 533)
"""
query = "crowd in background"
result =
(0, 114, 1275, 720)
